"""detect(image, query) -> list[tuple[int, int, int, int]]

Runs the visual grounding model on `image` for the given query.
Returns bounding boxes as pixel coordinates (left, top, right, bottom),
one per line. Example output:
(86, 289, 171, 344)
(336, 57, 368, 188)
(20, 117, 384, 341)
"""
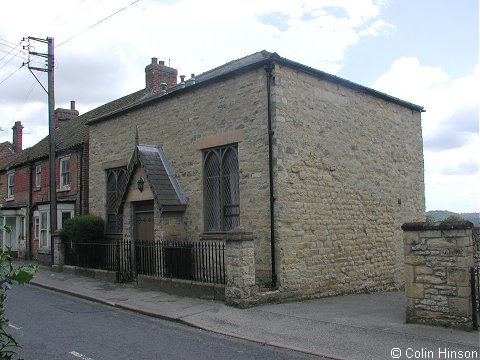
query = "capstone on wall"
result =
(272, 64, 425, 298)
(89, 69, 273, 283)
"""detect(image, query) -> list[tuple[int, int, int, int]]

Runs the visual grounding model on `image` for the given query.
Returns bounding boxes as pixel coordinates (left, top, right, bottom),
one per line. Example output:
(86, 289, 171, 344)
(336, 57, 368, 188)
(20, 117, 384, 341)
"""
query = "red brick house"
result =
(0, 90, 154, 263)
(0, 102, 88, 262)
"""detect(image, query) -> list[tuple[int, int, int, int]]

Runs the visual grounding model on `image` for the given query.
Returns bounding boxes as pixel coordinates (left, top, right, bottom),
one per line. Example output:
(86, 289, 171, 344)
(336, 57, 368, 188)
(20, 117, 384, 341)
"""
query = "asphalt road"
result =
(5, 285, 321, 360)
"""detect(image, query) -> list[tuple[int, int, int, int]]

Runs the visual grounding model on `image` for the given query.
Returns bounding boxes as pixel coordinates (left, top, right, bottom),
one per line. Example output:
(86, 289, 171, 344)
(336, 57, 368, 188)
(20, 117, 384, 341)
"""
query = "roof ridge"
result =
(196, 50, 272, 79)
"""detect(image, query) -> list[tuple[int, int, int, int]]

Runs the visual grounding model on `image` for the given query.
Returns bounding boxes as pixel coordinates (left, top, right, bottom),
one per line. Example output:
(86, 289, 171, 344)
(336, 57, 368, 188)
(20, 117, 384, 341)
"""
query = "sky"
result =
(0, 0, 478, 214)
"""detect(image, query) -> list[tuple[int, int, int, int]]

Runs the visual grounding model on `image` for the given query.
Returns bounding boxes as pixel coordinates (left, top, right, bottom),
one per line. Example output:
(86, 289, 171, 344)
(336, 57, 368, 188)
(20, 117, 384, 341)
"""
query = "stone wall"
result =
(224, 229, 256, 307)
(90, 61, 425, 298)
(402, 221, 475, 330)
(89, 69, 273, 283)
(272, 63, 425, 299)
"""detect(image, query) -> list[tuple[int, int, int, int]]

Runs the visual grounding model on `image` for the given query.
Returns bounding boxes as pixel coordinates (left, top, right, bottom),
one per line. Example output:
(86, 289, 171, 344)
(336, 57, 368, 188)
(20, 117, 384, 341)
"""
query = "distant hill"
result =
(426, 210, 479, 225)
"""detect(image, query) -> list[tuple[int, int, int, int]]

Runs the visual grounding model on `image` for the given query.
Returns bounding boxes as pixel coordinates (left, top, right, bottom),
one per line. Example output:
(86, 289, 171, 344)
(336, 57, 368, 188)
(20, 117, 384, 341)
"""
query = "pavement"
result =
(14, 261, 480, 360)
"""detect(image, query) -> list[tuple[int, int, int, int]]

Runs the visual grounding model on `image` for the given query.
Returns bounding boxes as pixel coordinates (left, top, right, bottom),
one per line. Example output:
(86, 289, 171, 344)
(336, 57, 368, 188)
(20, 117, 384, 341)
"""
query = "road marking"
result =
(8, 324, 21, 330)
(69, 351, 95, 360)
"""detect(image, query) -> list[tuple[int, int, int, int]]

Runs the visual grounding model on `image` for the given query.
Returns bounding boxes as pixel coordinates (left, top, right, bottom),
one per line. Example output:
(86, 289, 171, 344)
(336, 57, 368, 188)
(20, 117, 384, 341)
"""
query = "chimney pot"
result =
(70, 100, 75, 110)
(160, 82, 168, 95)
(151, 57, 158, 64)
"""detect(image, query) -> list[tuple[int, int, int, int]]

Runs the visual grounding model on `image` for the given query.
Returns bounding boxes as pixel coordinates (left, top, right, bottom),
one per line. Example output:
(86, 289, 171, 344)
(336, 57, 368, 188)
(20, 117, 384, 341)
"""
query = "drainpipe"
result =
(264, 63, 277, 287)
(27, 163, 33, 260)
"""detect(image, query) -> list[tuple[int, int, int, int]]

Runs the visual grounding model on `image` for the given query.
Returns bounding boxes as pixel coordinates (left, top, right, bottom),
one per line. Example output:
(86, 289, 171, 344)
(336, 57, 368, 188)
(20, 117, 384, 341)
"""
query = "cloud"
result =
(257, 12, 290, 32)
(424, 105, 479, 151)
(374, 58, 480, 211)
(0, 0, 393, 148)
(359, 19, 395, 37)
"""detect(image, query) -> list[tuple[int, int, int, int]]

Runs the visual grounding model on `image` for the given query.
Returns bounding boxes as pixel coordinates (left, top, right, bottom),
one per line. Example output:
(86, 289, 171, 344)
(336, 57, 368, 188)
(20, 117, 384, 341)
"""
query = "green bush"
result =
(61, 215, 105, 242)
(440, 215, 465, 224)
(425, 214, 436, 225)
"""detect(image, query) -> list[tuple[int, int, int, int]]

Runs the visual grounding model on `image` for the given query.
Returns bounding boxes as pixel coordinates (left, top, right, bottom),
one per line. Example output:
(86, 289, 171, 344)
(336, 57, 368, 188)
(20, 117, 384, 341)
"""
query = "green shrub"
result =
(61, 215, 105, 242)
(425, 215, 436, 225)
(440, 215, 465, 224)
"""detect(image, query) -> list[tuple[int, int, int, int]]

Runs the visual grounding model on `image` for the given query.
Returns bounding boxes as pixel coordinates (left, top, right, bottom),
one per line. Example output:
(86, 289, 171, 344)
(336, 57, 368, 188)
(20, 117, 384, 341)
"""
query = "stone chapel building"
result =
(87, 51, 425, 300)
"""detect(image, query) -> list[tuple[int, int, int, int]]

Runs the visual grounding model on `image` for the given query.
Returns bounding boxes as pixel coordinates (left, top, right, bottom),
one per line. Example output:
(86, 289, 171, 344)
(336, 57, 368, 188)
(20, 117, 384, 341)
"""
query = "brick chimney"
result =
(145, 58, 178, 93)
(12, 121, 23, 153)
(55, 100, 79, 128)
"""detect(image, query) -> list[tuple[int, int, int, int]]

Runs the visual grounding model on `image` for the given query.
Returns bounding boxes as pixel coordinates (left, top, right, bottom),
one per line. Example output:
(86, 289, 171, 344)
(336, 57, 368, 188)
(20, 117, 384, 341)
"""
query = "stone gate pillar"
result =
(224, 228, 257, 308)
(402, 221, 475, 330)
(52, 230, 65, 272)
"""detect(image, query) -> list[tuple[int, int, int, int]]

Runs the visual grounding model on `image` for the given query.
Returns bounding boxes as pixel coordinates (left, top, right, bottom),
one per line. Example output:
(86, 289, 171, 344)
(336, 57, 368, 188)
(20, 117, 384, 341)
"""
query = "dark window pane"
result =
(105, 168, 127, 234)
(204, 152, 221, 231)
(222, 148, 239, 230)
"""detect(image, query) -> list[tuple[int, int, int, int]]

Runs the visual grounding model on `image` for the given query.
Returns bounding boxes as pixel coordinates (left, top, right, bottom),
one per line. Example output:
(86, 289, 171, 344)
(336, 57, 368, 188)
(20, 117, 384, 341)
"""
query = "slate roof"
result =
(87, 50, 424, 125)
(118, 144, 186, 213)
(0, 142, 15, 158)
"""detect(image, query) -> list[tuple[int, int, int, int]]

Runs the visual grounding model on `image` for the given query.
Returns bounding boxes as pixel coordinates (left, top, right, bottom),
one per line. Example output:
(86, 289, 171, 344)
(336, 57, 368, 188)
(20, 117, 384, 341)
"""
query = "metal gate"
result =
(116, 239, 134, 283)
(471, 266, 480, 330)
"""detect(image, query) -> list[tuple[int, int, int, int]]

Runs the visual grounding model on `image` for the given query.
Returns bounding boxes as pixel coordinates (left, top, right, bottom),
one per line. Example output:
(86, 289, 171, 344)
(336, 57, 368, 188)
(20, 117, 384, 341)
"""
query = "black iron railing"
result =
(135, 240, 225, 284)
(64, 239, 117, 271)
(64, 238, 225, 285)
(471, 266, 480, 330)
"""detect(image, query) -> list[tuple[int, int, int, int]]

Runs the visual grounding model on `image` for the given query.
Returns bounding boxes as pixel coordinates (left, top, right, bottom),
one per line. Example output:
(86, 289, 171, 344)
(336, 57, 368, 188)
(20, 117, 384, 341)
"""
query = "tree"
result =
(440, 215, 465, 224)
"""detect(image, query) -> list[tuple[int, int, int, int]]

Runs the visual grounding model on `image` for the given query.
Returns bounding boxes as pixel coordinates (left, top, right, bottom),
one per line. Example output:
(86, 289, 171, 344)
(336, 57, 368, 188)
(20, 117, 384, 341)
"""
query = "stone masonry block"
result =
(416, 275, 445, 285)
(428, 238, 457, 248)
(456, 286, 470, 299)
(405, 283, 424, 299)
(415, 266, 433, 275)
(447, 268, 468, 287)
(442, 230, 469, 238)
(405, 265, 414, 283)
(403, 231, 420, 245)
(420, 230, 442, 238)
(405, 256, 426, 266)
(448, 297, 471, 317)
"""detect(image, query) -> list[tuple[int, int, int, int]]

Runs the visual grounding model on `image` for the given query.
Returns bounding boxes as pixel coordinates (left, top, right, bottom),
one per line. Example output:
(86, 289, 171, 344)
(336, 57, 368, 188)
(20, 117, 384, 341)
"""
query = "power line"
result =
(15, 80, 37, 114)
(56, 0, 141, 47)
(0, 42, 23, 69)
(0, 49, 43, 67)
(52, 0, 108, 30)
(0, 38, 19, 47)
(0, 63, 25, 85)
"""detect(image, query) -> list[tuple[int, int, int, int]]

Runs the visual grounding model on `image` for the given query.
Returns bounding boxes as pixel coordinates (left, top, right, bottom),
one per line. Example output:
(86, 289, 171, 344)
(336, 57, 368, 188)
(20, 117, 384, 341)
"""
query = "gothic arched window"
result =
(105, 167, 127, 234)
(203, 145, 239, 232)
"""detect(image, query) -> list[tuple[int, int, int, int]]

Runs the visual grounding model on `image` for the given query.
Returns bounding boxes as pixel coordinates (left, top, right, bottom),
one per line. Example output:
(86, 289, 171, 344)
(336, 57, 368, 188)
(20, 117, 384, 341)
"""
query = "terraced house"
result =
(87, 51, 425, 301)
(0, 103, 88, 262)
(0, 95, 147, 263)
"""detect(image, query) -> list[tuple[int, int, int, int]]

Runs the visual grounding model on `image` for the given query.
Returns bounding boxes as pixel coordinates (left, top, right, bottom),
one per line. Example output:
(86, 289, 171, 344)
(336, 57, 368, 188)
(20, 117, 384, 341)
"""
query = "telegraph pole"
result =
(24, 36, 56, 266)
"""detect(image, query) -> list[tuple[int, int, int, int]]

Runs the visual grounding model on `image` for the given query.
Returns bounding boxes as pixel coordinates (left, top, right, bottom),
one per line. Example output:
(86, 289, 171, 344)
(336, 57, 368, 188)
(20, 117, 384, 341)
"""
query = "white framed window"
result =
(39, 211, 49, 249)
(7, 171, 14, 200)
(58, 210, 74, 229)
(34, 216, 40, 239)
(60, 157, 70, 189)
(35, 164, 42, 188)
